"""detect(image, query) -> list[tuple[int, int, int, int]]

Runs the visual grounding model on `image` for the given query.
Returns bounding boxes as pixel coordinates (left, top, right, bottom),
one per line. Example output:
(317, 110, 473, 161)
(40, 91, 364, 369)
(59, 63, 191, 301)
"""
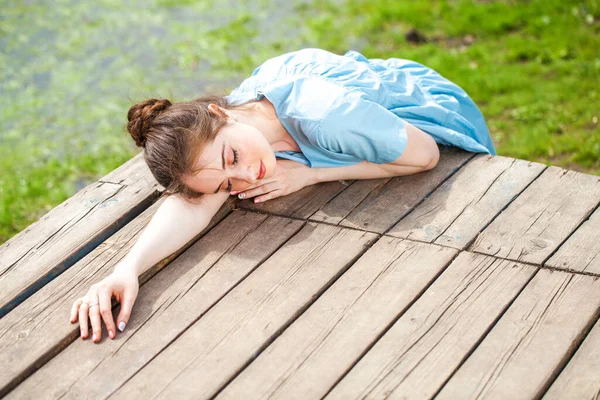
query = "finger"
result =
(99, 291, 116, 339)
(78, 299, 90, 339)
(232, 178, 278, 196)
(255, 189, 283, 203)
(116, 291, 138, 333)
(238, 183, 277, 200)
(70, 298, 82, 323)
(88, 298, 103, 343)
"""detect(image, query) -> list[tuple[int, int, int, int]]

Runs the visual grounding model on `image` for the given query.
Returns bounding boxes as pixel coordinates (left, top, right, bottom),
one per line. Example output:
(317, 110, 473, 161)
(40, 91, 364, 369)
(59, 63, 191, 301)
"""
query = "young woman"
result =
(69, 48, 496, 343)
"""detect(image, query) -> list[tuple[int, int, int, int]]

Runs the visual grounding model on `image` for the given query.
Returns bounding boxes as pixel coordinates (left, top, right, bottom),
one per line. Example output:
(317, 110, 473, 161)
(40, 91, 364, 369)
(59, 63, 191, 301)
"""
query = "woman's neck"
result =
(232, 99, 301, 153)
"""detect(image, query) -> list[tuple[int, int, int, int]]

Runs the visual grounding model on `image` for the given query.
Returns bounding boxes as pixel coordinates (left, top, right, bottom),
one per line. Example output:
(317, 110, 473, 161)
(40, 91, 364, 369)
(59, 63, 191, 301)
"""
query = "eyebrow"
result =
(213, 143, 226, 194)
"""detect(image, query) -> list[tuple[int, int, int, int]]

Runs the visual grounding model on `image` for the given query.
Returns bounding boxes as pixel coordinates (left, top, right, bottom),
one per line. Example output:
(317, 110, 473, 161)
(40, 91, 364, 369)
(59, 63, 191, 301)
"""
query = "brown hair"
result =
(126, 95, 232, 200)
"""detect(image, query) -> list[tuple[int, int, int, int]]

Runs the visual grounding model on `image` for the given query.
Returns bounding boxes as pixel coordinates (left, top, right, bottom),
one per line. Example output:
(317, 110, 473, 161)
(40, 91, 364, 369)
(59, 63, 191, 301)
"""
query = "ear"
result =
(207, 104, 231, 119)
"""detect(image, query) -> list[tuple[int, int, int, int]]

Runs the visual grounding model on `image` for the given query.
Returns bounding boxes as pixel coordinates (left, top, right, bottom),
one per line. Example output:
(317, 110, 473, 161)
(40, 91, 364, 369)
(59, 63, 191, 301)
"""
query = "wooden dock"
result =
(1, 146, 600, 399)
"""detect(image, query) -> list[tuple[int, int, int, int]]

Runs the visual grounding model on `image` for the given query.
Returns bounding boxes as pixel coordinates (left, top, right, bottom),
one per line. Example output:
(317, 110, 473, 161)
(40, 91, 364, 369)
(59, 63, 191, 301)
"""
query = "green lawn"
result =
(1, 0, 598, 245)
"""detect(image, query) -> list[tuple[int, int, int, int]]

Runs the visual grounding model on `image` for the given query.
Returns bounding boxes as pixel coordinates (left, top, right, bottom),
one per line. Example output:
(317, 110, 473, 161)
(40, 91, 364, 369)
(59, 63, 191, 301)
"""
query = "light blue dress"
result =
(225, 48, 496, 168)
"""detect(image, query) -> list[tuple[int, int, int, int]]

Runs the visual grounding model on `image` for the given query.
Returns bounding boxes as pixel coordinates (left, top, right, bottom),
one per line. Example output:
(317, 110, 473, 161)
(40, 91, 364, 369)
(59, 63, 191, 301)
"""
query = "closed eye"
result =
(232, 149, 239, 166)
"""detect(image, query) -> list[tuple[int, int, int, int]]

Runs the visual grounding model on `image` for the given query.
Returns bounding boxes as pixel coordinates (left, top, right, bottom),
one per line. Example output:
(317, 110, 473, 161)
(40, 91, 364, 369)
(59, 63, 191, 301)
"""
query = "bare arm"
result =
(236, 121, 440, 203)
(115, 190, 231, 276)
(312, 121, 439, 183)
(71, 190, 230, 342)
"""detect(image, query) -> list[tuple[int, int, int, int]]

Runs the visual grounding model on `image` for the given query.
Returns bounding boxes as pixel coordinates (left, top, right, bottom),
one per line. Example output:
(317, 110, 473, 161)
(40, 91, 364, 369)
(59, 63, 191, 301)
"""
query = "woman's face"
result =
(183, 119, 276, 195)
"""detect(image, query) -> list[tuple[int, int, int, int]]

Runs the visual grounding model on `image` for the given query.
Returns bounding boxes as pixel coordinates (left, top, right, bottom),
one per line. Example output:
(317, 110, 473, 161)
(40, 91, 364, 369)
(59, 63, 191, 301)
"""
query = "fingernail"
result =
(81, 331, 85, 339)
(255, 198, 261, 203)
(118, 321, 126, 332)
(109, 330, 114, 339)
(93, 333, 97, 341)
(238, 193, 245, 199)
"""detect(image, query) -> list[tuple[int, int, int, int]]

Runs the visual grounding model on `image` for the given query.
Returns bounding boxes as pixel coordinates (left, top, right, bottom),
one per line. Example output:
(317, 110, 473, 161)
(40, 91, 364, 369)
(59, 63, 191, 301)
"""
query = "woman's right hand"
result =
(69, 267, 139, 343)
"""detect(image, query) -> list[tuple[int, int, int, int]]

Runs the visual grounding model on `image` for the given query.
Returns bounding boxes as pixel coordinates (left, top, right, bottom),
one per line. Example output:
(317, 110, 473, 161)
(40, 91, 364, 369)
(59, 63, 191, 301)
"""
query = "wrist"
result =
(310, 167, 321, 185)
(113, 256, 142, 277)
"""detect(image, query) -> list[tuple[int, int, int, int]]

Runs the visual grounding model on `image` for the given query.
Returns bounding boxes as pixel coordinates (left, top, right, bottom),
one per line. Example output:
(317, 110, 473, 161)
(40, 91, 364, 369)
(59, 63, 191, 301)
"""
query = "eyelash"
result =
(226, 149, 239, 192)
(232, 149, 239, 165)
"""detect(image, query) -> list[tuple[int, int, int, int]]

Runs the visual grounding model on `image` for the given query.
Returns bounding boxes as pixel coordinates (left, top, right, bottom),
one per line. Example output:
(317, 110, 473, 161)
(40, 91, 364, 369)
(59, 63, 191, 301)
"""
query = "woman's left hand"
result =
(231, 159, 316, 203)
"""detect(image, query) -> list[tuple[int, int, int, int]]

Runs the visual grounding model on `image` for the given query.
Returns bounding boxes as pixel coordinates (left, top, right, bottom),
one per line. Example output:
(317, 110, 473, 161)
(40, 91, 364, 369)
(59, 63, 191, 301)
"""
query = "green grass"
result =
(1, 0, 599, 245)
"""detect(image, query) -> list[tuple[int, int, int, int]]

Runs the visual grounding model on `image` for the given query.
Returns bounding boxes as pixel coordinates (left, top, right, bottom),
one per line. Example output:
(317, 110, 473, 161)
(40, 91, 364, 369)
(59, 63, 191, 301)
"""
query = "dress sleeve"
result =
(316, 89, 408, 165)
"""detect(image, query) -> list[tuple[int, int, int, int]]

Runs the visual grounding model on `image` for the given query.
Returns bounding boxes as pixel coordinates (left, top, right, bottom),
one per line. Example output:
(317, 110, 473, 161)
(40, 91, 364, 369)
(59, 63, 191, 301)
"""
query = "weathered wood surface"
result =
(0, 195, 236, 398)
(387, 156, 546, 248)
(545, 204, 600, 274)
(5, 211, 300, 399)
(217, 237, 458, 400)
(325, 252, 536, 399)
(238, 180, 352, 219)
(112, 224, 377, 399)
(0, 154, 161, 318)
(470, 167, 600, 265)
(3, 149, 600, 400)
(543, 316, 600, 399)
(436, 269, 600, 400)
(313, 146, 475, 233)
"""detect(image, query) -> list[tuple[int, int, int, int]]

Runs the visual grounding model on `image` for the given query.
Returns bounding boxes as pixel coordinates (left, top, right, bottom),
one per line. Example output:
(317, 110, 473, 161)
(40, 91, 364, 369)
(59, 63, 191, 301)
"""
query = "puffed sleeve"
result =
(316, 89, 408, 165)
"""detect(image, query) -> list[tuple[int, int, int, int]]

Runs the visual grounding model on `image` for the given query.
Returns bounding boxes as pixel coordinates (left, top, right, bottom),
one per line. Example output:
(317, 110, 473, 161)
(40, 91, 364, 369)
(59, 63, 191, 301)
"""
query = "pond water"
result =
(0, 0, 309, 165)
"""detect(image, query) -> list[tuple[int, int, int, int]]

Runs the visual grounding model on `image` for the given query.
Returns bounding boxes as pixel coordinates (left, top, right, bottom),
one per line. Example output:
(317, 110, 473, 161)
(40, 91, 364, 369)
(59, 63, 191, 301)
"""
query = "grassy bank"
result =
(1, 0, 598, 245)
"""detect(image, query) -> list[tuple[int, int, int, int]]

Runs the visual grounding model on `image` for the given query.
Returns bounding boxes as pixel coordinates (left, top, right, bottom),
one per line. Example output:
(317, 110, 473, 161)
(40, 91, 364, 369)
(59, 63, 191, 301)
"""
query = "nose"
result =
(231, 164, 256, 185)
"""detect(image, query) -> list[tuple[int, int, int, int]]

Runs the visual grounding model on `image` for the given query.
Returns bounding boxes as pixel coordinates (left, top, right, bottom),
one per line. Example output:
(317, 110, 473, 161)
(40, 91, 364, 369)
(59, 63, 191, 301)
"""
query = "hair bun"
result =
(127, 98, 172, 147)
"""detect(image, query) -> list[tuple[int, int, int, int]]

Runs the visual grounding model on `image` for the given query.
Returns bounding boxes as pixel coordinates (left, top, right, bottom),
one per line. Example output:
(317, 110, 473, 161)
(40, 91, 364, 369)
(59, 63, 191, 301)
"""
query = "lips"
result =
(257, 160, 266, 180)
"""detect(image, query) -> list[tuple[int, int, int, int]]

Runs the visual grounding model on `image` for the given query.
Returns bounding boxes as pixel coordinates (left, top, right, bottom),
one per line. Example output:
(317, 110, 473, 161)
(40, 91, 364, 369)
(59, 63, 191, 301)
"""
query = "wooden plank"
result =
(111, 223, 377, 399)
(217, 237, 458, 400)
(543, 316, 600, 399)
(545, 204, 600, 274)
(98, 152, 163, 188)
(238, 180, 351, 219)
(471, 167, 600, 265)
(0, 196, 236, 398)
(388, 156, 545, 249)
(338, 146, 475, 233)
(0, 161, 162, 318)
(325, 252, 536, 400)
(436, 270, 600, 400)
(310, 178, 391, 225)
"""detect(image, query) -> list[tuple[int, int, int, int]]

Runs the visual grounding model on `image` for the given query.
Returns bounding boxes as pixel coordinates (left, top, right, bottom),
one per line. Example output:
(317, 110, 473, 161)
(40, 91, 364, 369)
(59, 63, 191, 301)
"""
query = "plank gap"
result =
(210, 230, 382, 399)
(0, 195, 235, 398)
(379, 152, 478, 236)
(464, 165, 549, 253)
(541, 197, 600, 269)
(536, 293, 600, 399)
(0, 187, 161, 319)
(107, 214, 302, 398)
(245, 208, 600, 279)
(319, 247, 463, 399)
(431, 267, 541, 399)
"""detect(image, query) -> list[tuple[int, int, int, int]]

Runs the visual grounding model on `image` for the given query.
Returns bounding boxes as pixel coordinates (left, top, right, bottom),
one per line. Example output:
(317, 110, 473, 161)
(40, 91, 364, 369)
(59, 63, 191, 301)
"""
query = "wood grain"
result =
(471, 167, 600, 265)
(339, 146, 475, 233)
(111, 223, 377, 399)
(545, 204, 600, 274)
(436, 269, 600, 400)
(325, 252, 536, 400)
(5, 211, 300, 400)
(0, 196, 235, 398)
(238, 180, 351, 219)
(310, 178, 391, 225)
(543, 316, 600, 400)
(388, 156, 545, 249)
(217, 237, 457, 400)
(0, 177, 161, 318)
